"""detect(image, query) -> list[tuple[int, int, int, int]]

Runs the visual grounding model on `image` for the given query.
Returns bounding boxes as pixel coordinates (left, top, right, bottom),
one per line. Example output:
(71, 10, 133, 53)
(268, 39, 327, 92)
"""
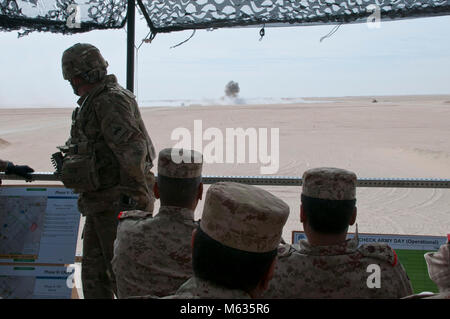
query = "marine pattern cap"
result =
(158, 148, 203, 179)
(424, 243, 450, 288)
(302, 167, 357, 200)
(200, 182, 289, 253)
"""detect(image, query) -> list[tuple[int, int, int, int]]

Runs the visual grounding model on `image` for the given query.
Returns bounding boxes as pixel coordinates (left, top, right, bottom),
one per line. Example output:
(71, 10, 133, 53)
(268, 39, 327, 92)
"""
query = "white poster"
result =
(0, 186, 80, 264)
(0, 265, 74, 299)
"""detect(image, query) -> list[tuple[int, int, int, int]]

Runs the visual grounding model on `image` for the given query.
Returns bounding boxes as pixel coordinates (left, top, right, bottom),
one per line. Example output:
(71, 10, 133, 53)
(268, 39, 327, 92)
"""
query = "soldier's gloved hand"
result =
(5, 162, 34, 181)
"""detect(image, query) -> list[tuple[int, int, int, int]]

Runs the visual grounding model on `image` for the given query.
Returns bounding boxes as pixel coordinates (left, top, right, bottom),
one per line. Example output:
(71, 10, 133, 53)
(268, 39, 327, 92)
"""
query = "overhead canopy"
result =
(142, 0, 450, 33)
(0, 0, 128, 36)
(1, 0, 450, 36)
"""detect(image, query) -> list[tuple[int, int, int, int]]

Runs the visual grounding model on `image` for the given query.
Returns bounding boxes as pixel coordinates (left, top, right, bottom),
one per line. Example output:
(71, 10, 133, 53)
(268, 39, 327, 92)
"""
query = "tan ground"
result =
(1, 95, 449, 253)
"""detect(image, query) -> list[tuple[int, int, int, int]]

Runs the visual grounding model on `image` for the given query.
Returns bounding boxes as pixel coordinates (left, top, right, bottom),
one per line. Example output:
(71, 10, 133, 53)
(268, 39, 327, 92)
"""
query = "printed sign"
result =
(0, 186, 80, 264)
(0, 186, 81, 299)
(0, 265, 74, 299)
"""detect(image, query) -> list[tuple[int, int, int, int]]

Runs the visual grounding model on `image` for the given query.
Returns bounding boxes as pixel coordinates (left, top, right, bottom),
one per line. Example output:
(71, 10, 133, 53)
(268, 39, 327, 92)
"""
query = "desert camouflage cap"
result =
(62, 43, 109, 81)
(200, 182, 289, 253)
(302, 167, 357, 200)
(158, 148, 203, 179)
(424, 243, 450, 288)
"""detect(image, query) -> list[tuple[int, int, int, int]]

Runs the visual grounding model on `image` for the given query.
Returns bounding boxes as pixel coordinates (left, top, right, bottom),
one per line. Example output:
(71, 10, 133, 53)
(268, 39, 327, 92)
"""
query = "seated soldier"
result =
(163, 182, 290, 299)
(404, 240, 450, 299)
(263, 167, 414, 299)
(112, 148, 203, 298)
(423, 241, 450, 299)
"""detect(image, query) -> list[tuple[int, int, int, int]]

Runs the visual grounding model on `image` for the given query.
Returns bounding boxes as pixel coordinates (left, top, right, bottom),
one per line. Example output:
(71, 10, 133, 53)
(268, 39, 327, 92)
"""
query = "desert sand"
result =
(1, 95, 449, 253)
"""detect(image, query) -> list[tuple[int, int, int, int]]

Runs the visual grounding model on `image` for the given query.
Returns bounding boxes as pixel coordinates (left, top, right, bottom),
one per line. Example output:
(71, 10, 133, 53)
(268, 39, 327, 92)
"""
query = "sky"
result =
(0, 15, 449, 107)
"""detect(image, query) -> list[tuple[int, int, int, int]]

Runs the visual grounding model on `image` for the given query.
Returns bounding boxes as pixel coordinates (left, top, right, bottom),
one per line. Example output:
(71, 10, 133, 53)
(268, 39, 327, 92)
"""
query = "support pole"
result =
(126, 0, 135, 92)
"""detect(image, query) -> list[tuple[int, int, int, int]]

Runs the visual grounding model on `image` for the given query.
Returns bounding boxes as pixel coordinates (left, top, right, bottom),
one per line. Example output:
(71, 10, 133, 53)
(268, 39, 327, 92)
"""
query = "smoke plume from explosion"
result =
(225, 81, 240, 98)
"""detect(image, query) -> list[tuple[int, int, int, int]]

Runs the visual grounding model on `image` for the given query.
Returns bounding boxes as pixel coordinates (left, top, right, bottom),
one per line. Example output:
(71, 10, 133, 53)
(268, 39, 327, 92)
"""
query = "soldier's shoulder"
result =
(118, 210, 153, 220)
(106, 84, 135, 100)
(274, 244, 306, 271)
(94, 87, 135, 104)
(358, 243, 398, 266)
(104, 76, 135, 99)
(92, 78, 136, 107)
(277, 243, 298, 258)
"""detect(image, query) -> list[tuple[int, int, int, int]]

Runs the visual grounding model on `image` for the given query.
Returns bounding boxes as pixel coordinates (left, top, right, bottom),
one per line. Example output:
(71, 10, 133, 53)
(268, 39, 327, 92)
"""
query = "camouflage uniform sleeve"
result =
(0, 159, 10, 172)
(92, 92, 148, 191)
(360, 243, 414, 298)
(393, 261, 415, 297)
(261, 243, 296, 299)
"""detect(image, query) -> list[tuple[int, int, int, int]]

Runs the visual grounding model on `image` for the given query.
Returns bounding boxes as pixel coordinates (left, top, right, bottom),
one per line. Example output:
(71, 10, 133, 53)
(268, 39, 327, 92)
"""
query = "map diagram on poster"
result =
(0, 196, 47, 258)
(0, 276, 35, 299)
(0, 186, 80, 264)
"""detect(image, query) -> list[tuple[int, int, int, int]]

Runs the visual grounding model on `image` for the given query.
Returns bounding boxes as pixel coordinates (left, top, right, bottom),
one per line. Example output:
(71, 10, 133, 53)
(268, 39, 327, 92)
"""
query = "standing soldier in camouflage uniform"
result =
(0, 159, 34, 185)
(263, 167, 413, 299)
(164, 182, 290, 299)
(60, 43, 156, 299)
(112, 148, 203, 298)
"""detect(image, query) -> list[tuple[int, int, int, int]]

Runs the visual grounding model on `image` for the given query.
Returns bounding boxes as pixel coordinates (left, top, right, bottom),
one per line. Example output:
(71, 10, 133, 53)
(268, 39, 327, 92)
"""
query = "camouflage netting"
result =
(0, 0, 127, 36)
(1, 0, 450, 37)
(143, 0, 450, 33)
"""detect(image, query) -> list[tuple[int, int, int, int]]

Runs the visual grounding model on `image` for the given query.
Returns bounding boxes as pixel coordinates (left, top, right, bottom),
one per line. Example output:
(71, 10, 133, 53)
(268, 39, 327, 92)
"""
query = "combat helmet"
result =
(62, 43, 109, 83)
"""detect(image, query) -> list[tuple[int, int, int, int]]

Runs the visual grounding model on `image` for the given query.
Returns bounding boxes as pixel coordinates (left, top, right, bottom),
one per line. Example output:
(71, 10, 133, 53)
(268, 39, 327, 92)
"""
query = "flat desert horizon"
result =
(1, 94, 449, 252)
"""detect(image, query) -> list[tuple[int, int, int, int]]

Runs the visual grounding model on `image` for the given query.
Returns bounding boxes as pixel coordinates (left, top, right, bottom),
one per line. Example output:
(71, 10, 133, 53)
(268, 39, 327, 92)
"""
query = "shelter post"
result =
(127, 0, 135, 92)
